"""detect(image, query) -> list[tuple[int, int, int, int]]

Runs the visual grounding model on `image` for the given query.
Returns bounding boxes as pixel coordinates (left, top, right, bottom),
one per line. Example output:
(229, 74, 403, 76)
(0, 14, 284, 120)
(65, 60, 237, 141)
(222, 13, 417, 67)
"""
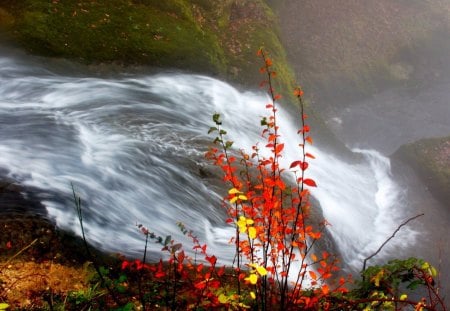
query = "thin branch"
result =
(362, 213, 424, 273)
(71, 183, 122, 306)
(0, 238, 38, 270)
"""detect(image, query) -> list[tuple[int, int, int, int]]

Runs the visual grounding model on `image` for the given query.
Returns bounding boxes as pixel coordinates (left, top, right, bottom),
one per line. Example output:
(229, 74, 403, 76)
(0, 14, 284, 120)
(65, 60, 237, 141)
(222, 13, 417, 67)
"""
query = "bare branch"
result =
(362, 213, 424, 272)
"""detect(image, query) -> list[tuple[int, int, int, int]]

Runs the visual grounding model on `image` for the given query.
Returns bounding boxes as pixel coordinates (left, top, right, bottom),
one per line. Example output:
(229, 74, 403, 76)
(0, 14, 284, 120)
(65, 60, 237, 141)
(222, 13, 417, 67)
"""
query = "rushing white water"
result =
(0, 52, 417, 270)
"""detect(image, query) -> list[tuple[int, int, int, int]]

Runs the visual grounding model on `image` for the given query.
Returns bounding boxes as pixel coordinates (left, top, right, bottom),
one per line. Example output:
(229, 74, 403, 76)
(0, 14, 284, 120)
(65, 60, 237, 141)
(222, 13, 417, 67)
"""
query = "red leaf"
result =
(121, 260, 130, 270)
(301, 162, 309, 171)
(303, 178, 317, 187)
(178, 250, 185, 263)
(194, 281, 206, 290)
(201, 244, 207, 253)
(206, 255, 217, 266)
(305, 136, 313, 145)
(290, 161, 302, 169)
(209, 279, 221, 289)
(217, 266, 225, 277)
(197, 263, 204, 273)
(155, 260, 166, 278)
(6, 241, 12, 249)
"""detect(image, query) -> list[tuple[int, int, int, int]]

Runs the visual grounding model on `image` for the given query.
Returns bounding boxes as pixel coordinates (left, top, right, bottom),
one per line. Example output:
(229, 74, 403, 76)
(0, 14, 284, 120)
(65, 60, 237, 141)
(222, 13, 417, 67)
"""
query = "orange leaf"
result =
(275, 143, 284, 154)
(294, 87, 304, 97)
(305, 136, 313, 145)
(305, 152, 316, 159)
(309, 270, 317, 280)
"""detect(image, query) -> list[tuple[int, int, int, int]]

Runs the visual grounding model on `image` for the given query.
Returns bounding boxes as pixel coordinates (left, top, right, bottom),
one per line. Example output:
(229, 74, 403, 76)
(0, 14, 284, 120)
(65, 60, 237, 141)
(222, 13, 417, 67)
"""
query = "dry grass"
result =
(0, 260, 90, 309)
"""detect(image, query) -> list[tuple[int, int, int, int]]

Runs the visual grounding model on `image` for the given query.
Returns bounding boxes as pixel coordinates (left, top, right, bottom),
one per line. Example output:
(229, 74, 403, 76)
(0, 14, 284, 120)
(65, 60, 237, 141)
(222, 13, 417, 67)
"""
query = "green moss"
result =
(7, 0, 300, 104)
(14, 0, 227, 73)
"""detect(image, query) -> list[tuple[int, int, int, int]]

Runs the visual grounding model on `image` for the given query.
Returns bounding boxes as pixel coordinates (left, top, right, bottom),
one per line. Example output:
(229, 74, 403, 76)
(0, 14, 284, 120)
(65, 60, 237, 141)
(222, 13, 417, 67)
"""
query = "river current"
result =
(0, 48, 435, 277)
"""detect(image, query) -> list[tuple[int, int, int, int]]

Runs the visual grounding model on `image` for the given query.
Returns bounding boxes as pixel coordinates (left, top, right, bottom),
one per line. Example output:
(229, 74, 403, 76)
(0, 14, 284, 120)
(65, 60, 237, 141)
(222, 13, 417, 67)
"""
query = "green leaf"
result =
(406, 279, 423, 290)
(208, 126, 218, 134)
(114, 302, 134, 311)
(99, 266, 109, 276)
(164, 235, 172, 246)
(213, 113, 222, 125)
(219, 129, 227, 135)
(225, 141, 233, 149)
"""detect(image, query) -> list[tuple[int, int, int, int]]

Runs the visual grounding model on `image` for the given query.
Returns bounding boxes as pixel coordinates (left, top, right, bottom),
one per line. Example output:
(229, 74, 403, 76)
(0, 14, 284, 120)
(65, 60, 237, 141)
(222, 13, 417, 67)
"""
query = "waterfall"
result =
(0, 52, 417, 270)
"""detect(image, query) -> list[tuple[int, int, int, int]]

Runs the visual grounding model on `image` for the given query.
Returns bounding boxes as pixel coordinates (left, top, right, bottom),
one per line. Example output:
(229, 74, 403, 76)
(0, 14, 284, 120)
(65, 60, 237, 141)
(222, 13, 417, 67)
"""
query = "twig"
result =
(0, 238, 38, 270)
(362, 213, 424, 273)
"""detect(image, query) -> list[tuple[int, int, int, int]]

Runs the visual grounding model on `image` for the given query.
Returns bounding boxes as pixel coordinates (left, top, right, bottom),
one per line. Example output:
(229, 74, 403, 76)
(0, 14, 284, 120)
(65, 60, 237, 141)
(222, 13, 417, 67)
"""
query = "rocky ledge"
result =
(393, 136, 450, 208)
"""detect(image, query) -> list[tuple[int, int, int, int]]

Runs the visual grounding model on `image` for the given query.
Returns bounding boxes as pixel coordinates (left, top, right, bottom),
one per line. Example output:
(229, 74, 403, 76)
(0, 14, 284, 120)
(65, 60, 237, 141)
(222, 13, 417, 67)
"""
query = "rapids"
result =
(0, 49, 419, 273)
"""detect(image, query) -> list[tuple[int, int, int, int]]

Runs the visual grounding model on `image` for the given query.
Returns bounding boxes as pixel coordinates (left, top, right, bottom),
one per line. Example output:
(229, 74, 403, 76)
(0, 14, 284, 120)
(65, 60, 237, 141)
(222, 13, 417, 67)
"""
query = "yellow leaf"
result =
(238, 194, 248, 201)
(218, 294, 229, 304)
(431, 266, 437, 277)
(248, 227, 257, 239)
(245, 273, 258, 285)
(400, 294, 407, 301)
(228, 188, 241, 194)
(256, 265, 267, 276)
(372, 270, 384, 287)
(230, 196, 238, 204)
(237, 216, 248, 233)
(250, 291, 256, 299)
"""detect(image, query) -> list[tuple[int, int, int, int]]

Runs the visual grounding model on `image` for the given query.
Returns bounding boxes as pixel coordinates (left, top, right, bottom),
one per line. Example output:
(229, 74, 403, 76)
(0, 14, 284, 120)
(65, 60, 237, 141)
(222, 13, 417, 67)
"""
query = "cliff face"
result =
(278, 0, 450, 111)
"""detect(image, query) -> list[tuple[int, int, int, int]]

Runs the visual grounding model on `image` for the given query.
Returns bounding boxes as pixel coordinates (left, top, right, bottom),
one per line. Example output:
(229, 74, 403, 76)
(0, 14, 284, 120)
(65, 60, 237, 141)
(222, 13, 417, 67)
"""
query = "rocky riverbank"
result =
(393, 136, 450, 208)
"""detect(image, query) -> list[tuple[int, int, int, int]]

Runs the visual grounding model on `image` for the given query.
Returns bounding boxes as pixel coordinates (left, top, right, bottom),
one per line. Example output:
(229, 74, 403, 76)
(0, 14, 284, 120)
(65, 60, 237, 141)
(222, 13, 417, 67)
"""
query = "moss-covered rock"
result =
(394, 136, 450, 207)
(6, 0, 226, 75)
(0, 0, 296, 97)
